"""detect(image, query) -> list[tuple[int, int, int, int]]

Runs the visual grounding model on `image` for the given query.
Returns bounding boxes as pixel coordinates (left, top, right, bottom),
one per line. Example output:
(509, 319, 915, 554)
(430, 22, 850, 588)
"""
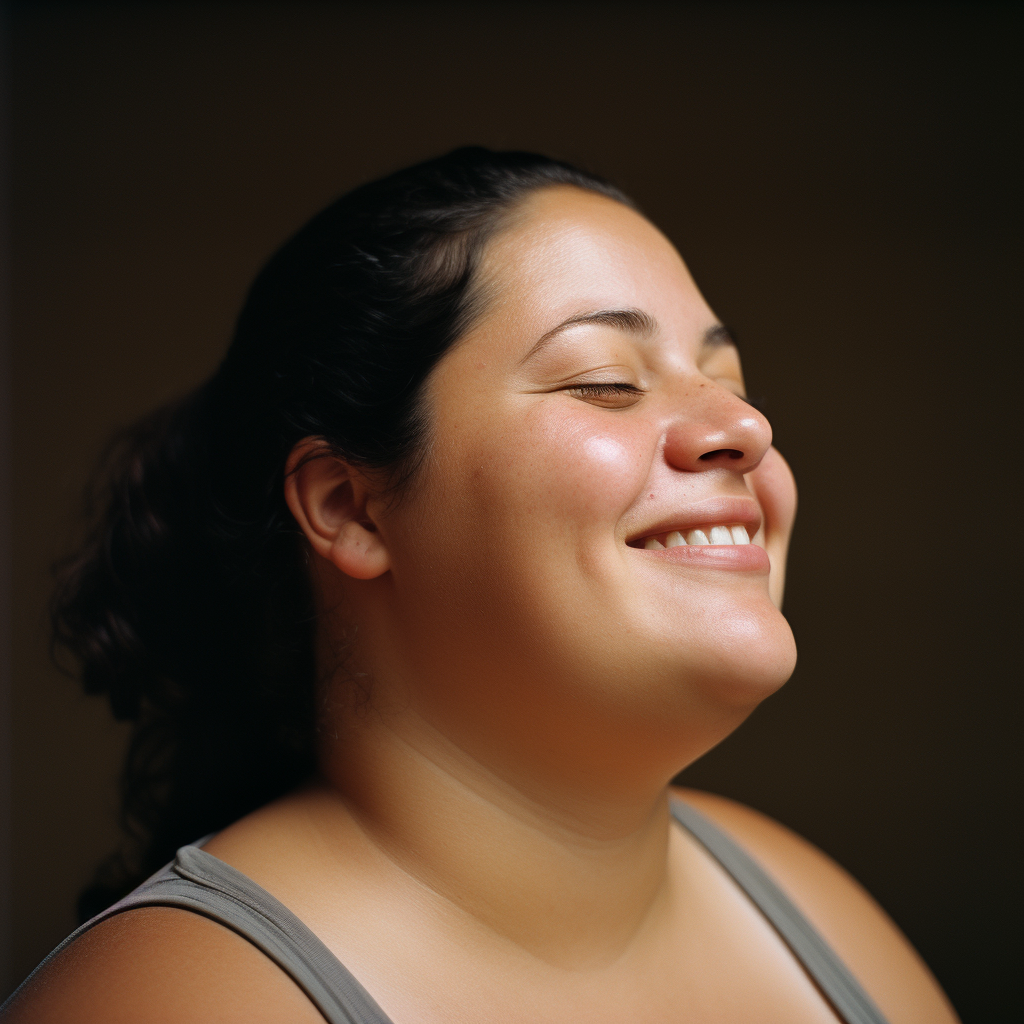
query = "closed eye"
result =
(565, 382, 647, 409)
(567, 382, 645, 399)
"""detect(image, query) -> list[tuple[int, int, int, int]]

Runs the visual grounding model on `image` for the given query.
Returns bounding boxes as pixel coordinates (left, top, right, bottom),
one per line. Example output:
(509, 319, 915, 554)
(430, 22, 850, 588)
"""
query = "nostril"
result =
(699, 449, 744, 461)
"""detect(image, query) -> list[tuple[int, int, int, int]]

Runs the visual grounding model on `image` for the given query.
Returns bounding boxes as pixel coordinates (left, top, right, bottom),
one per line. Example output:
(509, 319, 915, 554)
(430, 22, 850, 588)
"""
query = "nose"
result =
(662, 384, 772, 475)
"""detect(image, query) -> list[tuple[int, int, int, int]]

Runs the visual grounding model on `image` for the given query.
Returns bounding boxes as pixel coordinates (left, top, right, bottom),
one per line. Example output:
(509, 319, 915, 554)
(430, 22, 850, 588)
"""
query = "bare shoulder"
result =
(672, 787, 960, 1024)
(2, 906, 325, 1024)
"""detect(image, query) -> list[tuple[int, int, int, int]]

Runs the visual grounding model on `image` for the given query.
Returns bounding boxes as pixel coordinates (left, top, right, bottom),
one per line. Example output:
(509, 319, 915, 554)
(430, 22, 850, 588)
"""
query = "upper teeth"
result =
(643, 525, 750, 550)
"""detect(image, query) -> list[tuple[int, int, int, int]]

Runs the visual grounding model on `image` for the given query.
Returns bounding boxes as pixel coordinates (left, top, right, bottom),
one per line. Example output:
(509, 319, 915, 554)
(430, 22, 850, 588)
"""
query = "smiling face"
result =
(358, 186, 798, 792)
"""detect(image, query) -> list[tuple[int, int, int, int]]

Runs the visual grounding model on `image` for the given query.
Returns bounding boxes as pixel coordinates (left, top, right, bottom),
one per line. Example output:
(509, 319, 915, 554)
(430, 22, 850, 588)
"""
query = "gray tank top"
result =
(5, 800, 889, 1024)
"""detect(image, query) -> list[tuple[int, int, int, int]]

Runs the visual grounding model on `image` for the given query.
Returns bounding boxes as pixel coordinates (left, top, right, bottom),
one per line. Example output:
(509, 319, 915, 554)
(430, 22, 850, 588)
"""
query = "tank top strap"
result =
(6, 845, 393, 1024)
(670, 798, 890, 1024)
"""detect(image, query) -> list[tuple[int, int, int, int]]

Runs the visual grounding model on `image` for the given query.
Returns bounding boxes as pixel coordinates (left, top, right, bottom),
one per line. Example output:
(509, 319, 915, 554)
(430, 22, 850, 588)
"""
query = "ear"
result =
(283, 439, 391, 580)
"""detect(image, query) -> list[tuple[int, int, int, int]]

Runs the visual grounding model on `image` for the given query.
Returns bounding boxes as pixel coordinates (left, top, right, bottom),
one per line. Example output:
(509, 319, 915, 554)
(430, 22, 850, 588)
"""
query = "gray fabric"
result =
(4, 801, 891, 1024)
(2, 846, 391, 1024)
(670, 799, 890, 1024)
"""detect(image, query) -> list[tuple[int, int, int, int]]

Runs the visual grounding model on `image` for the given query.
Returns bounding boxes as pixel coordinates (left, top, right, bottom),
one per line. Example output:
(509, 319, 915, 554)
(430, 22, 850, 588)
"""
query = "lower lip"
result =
(636, 544, 770, 571)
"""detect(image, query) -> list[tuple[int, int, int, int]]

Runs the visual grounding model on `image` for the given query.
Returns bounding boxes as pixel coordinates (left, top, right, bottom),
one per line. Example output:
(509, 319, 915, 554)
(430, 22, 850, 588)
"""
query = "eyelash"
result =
(568, 383, 646, 398)
(566, 383, 768, 414)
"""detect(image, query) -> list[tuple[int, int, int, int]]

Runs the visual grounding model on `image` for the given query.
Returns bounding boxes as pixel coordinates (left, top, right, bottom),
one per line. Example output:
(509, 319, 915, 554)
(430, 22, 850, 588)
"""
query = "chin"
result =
(696, 607, 798, 711)
(714, 656, 796, 715)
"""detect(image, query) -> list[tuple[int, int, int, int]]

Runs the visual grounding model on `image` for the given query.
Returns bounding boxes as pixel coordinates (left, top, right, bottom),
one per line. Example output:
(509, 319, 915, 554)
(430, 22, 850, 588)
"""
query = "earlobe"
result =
(283, 441, 391, 580)
(328, 519, 391, 580)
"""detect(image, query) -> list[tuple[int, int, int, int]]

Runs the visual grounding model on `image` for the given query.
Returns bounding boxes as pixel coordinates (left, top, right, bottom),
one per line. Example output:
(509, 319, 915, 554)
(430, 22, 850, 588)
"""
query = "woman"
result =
(3, 149, 957, 1023)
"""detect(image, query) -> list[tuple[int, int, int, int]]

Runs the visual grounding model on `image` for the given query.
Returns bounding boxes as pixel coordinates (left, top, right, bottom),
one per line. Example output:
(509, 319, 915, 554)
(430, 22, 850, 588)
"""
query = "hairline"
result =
(392, 183, 640, 497)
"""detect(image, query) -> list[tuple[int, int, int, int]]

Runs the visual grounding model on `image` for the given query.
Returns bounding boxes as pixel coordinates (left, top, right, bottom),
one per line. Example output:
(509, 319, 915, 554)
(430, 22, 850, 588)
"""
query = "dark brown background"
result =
(3, 2, 1021, 1020)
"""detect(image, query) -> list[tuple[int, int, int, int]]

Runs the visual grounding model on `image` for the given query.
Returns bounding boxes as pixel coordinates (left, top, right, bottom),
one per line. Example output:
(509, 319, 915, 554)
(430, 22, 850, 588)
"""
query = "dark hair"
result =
(52, 147, 634, 920)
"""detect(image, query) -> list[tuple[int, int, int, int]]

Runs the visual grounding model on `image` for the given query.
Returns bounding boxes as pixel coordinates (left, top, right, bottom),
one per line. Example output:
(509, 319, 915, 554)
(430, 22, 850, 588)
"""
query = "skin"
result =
(3, 187, 959, 1023)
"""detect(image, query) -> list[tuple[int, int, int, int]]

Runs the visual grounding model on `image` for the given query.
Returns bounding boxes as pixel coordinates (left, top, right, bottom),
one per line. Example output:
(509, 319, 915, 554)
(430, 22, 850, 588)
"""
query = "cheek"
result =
(568, 431, 645, 520)
(493, 402, 648, 532)
(389, 407, 648, 662)
(748, 448, 797, 538)
(745, 446, 797, 605)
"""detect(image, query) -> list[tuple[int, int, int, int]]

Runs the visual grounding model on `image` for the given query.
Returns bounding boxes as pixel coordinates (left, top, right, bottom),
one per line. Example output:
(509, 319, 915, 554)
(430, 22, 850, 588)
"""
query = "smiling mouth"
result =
(629, 524, 752, 550)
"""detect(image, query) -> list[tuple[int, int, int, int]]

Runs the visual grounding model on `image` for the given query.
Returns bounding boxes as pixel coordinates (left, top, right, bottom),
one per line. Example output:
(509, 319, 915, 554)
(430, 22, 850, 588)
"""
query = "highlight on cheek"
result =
(583, 434, 632, 466)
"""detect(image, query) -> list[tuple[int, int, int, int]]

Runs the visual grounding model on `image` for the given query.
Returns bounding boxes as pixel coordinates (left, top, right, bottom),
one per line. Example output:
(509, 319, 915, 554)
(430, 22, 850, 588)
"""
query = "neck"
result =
(318, 702, 680, 969)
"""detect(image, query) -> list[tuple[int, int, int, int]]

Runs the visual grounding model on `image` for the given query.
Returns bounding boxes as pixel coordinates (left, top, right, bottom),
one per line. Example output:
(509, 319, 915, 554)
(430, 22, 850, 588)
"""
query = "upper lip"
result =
(625, 496, 763, 546)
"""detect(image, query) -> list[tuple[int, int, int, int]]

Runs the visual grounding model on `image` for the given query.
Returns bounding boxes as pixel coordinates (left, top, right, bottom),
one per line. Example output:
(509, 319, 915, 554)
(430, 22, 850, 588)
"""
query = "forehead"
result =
(469, 186, 713, 347)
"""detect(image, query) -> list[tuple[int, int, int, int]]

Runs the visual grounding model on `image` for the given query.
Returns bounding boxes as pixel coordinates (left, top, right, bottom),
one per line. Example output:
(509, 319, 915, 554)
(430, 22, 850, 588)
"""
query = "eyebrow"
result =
(519, 307, 736, 364)
(519, 308, 654, 364)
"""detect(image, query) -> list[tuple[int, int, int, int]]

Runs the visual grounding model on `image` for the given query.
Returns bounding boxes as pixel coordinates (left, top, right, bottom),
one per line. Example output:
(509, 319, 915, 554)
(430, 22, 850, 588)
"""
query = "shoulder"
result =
(2, 906, 324, 1024)
(671, 787, 960, 1024)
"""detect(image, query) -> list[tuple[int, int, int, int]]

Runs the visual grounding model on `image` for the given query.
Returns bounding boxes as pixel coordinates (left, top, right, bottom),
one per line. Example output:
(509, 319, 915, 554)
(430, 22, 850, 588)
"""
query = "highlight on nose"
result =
(699, 448, 745, 461)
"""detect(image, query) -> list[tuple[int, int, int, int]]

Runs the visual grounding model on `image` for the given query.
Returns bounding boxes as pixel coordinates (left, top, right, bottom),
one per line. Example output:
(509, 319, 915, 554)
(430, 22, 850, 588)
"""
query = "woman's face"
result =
(365, 186, 798, 786)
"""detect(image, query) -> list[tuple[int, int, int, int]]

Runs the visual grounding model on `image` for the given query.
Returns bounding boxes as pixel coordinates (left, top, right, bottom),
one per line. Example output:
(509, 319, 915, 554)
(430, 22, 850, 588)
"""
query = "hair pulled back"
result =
(52, 148, 633, 920)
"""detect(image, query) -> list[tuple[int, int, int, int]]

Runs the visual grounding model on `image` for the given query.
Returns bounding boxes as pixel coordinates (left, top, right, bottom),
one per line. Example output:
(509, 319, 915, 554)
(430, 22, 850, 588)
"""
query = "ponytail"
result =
(52, 388, 316, 920)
